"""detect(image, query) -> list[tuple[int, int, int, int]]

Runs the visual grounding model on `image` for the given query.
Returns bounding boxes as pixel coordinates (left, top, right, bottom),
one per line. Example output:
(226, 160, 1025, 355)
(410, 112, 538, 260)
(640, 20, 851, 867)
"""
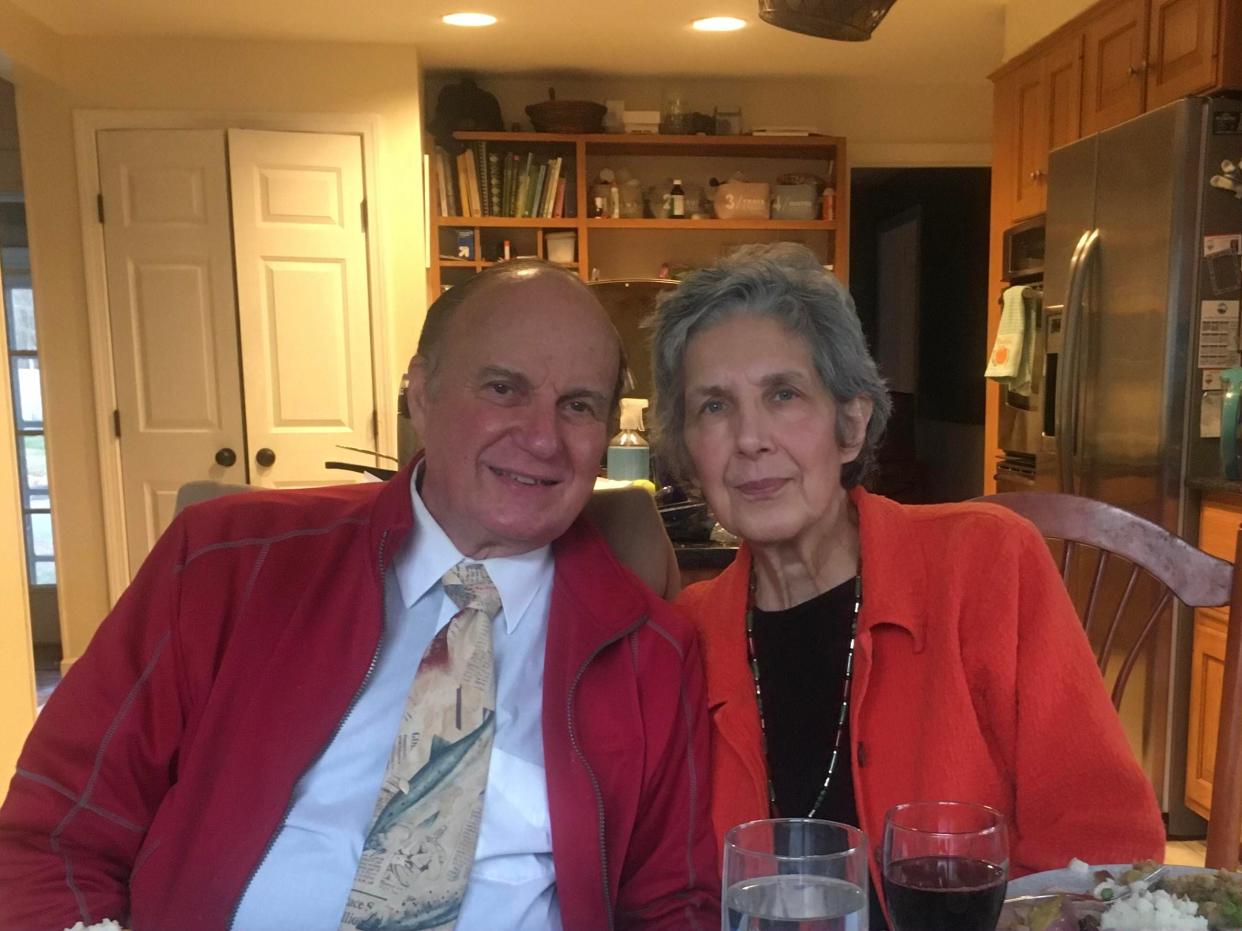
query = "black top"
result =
(752, 577, 887, 930)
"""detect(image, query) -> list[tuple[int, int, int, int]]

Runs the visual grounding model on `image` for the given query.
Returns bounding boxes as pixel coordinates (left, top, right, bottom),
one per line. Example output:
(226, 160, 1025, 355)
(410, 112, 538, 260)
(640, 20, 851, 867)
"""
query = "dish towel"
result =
(340, 561, 502, 931)
(986, 284, 1037, 398)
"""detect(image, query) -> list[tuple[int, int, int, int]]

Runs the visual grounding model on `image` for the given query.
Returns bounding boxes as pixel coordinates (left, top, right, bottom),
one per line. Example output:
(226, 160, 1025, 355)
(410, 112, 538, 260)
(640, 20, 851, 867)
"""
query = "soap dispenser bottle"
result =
(607, 398, 650, 481)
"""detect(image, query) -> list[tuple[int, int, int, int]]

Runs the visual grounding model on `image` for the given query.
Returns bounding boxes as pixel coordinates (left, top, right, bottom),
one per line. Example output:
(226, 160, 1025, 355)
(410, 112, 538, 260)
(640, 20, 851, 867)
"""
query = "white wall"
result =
(4, 28, 429, 671)
(426, 72, 994, 168)
(0, 0, 48, 797)
(1004, 0, 1099, 60)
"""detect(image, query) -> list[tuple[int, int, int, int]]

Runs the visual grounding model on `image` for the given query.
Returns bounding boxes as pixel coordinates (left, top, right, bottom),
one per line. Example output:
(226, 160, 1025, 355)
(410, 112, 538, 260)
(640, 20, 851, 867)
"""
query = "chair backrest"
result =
(974, 492, 1231, 707)
(176, 479, 680, 600)
(976, 492, 1242, 870)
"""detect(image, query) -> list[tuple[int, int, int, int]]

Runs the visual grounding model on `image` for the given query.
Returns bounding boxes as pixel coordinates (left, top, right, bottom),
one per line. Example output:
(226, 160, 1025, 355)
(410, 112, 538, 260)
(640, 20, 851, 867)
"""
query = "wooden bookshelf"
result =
(428, 130, 847, 296)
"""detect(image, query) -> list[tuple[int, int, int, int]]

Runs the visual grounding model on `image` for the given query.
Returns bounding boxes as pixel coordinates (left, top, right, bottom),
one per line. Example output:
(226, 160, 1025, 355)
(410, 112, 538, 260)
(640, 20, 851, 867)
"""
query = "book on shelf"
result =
(552, 177, 567, 218)
(475, 142, 489, 216)
(542, 157, 562, 218)
(465, 148, 482, 217)
(453, 151, 469, 217)
(488, 151, 502, 215)
(435, 145, 579, 219)
(434, 147, 453, 217)
(514, 153, 533, 218)
(529, 163, 547, 220)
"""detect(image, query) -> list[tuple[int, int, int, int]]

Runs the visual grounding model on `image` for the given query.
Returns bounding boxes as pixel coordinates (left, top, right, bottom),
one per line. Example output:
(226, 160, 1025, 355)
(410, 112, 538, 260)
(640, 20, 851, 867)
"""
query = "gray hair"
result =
(416, 259, 629, 414)
(647, 242, 891, 489)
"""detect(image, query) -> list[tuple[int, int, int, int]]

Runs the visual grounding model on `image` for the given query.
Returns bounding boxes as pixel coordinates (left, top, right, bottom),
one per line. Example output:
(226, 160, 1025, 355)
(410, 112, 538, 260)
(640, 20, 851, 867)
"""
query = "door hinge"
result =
(112, 408, 121, 438)
(97, 193, 105, 225)
(371, 408, 379, 440)
(360, 199, 368, 233)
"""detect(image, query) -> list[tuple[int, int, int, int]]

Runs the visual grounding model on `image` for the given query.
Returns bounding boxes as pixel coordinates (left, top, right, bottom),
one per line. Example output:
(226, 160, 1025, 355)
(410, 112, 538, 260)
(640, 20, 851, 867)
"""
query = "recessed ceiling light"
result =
(442, 12, 497, 27)
(692, 16, 746, 31)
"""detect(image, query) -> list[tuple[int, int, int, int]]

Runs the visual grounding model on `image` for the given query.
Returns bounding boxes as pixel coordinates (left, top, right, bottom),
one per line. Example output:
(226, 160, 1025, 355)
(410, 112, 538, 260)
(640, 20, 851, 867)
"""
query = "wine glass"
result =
(723, 818, 869, 931)
(881, 801, 1009, 931)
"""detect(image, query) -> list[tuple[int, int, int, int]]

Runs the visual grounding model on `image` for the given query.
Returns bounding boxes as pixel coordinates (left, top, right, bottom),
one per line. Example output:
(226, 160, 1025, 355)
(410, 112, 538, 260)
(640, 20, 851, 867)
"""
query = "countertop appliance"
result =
(996, 96, 1242, 831)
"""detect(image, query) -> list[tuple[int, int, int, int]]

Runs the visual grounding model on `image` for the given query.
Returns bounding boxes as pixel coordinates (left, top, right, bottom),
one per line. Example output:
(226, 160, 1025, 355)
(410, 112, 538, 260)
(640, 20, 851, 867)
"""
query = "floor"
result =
(32, 643, 61, 711)
(1165, 839, 1208, 867)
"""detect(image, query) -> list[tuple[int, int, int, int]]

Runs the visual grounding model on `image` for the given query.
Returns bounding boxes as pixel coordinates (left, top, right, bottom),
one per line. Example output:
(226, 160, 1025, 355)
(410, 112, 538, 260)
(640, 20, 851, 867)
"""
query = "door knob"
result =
(214, 447, 237, 467)
(256, 447, 276, 467)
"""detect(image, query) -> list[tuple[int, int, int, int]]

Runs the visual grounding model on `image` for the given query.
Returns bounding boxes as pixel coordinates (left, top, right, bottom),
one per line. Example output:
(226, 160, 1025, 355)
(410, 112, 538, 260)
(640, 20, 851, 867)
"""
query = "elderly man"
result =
(0, 261, 718, 931)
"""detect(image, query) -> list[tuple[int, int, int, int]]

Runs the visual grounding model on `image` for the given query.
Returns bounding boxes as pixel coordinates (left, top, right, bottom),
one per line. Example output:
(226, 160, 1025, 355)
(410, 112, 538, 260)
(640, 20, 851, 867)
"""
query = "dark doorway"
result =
(850, 167, 990, 503)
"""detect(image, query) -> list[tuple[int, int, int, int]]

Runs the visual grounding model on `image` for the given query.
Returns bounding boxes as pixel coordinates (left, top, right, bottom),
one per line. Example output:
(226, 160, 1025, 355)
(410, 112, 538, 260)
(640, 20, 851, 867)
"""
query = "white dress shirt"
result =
(232, 474, 561, 930)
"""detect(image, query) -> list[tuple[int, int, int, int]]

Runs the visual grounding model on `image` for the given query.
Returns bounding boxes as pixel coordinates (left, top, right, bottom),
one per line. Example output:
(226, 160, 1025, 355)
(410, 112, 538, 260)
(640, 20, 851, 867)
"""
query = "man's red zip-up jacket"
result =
(0, 464, 719, 930)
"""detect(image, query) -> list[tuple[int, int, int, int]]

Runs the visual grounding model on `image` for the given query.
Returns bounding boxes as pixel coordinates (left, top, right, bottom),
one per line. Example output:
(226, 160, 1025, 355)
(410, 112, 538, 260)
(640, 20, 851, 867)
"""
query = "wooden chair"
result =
(973, 492, 1242, 870)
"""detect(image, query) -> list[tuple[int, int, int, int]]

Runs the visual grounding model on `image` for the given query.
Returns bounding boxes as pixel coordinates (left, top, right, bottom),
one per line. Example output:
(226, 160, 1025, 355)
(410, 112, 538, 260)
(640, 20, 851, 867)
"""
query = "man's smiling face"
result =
(407, 271, 620, 558)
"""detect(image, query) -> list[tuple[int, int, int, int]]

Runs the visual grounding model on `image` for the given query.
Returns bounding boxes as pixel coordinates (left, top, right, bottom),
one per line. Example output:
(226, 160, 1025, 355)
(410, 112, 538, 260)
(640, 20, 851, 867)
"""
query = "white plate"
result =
(1006, 863, 1213, 898)
(1003, 865, 1241, 931)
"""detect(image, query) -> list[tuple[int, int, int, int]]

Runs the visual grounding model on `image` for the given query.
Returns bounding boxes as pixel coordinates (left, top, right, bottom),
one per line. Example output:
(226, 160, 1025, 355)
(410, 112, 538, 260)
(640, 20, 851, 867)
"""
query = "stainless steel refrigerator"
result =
(996, 95, 1242, 831)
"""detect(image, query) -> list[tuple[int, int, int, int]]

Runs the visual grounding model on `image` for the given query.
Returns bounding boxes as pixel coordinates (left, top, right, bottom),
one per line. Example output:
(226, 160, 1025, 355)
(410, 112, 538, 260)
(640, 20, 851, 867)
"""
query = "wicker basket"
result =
(526, 88, 606, 134)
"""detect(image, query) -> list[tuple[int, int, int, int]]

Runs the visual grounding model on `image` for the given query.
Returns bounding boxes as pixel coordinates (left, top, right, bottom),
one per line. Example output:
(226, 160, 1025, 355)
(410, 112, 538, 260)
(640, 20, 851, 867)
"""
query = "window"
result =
(2, 232, 55, 587)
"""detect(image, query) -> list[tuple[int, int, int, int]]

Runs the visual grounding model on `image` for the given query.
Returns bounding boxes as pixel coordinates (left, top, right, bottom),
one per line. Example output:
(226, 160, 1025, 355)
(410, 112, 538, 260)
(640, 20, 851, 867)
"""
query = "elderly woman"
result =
(648, 243, 1164, 924)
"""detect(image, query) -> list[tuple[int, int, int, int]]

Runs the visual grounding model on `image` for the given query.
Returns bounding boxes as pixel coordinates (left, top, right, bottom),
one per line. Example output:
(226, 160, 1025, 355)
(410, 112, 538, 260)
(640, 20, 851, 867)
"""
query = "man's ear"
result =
(839, 396, 874, 464)
(405, 355, 431, 438)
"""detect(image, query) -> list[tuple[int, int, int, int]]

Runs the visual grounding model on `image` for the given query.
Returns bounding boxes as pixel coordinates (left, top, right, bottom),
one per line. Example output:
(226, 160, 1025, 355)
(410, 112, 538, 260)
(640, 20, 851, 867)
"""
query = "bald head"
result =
(415, 260, 627, 412)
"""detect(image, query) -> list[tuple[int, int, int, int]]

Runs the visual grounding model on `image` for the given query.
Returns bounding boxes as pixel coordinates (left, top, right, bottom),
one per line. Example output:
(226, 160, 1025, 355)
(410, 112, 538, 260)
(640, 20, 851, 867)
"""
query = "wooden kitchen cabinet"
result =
(991, 34, 1083, 223)
(983, 0, 1241, 492)
(1185, 495, 1242, 819)
(1082, 0, 1148, 134)
(1146, 0, 1224, 109)
(1187, 607, 1228, 819)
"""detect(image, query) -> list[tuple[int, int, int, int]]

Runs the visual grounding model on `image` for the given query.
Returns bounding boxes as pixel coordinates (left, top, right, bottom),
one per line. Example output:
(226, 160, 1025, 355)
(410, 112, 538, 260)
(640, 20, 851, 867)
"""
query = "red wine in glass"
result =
(883, 855, 1006, 931)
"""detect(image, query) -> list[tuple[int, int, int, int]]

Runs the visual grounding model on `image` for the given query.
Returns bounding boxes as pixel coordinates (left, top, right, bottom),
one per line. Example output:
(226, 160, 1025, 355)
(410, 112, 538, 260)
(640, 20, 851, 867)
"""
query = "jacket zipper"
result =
(227, 529, 392, 930)
(565, 611, 648, 931)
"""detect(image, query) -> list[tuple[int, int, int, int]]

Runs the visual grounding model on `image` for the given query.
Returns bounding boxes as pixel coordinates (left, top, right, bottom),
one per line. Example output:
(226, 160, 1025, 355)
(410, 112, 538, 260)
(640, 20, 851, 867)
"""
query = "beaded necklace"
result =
(745, 568, 862, 819)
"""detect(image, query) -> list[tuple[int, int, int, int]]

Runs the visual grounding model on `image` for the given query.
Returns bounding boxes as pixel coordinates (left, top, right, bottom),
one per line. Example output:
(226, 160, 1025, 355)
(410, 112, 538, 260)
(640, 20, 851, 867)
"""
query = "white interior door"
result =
(98, 129, 245, 572)
(227, 129, 375, 489)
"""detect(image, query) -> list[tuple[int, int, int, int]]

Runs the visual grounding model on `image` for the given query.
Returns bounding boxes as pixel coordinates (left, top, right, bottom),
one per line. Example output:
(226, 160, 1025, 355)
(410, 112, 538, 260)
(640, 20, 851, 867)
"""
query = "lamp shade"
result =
(758, 0, 897, 40)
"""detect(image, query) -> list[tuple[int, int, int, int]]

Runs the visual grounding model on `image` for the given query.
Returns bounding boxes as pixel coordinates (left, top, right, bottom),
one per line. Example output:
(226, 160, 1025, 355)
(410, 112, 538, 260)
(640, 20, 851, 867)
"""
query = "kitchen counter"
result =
(1187, 476, 1242, 496)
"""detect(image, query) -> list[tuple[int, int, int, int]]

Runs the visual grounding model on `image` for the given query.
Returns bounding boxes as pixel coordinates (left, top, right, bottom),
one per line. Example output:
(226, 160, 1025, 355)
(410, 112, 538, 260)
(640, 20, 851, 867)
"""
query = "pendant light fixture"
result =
(757, 0, 897, 40)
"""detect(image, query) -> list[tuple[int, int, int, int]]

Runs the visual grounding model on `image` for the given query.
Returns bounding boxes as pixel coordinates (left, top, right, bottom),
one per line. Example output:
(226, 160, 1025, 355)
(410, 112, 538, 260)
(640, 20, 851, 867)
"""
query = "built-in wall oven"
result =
(994, 215, 1052, 492)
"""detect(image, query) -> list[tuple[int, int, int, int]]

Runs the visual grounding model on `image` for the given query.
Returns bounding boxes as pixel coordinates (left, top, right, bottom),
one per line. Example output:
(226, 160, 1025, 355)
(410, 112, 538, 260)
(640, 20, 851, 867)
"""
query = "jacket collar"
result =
(852, 486, 927, 652)
(369, 456, 647, 653)
(702, 486, 930, 731)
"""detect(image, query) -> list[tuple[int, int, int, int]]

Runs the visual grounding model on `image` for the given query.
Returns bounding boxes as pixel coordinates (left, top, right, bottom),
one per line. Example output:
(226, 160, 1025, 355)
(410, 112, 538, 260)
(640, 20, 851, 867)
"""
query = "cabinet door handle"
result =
(1128, 61, 1148, 77)
(214, 447, 237, 467)
(256, 447, 276, 468)
(1029, 169, 1046, 182)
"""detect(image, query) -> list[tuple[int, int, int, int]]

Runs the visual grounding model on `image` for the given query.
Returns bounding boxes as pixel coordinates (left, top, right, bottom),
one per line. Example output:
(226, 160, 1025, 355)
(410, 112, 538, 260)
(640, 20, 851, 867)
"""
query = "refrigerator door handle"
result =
(1056, 228, 1100, 494)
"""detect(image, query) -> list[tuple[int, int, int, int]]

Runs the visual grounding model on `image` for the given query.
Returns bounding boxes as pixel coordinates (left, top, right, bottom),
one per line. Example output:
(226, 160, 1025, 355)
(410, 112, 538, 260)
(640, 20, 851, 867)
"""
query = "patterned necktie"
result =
(340, 561, 503, 931)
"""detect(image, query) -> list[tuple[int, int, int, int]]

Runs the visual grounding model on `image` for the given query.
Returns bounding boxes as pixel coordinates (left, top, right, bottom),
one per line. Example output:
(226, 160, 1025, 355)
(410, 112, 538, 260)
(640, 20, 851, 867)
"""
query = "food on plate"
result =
(1162, 871, 1242, 930)
(1002, 863, 1242, 931)
(1098, 889, 1206, 930)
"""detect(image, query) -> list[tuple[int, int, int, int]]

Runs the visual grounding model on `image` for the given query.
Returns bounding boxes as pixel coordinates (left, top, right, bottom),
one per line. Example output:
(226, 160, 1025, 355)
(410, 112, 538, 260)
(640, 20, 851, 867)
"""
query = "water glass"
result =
(723, 818, 869, 931)
(881, 800, 1009, 931)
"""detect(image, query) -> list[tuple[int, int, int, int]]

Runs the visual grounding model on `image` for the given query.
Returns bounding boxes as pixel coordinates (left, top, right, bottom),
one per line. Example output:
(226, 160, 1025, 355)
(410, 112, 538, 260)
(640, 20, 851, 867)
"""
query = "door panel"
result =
(1046, 34, 1084, 153)
(1011, 57, 1048, 220)
(228, 129, 375, 489)
(1082, 0, 1148, 134)
(98, 129, 244, 573)
(1185, 610, 1226, 817)
(1146, 0, 1219, 108)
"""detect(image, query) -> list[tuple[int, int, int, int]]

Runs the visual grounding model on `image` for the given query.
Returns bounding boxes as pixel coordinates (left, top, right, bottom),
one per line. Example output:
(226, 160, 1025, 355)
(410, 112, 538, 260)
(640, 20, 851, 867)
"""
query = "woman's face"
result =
(681, 313, 871, 548)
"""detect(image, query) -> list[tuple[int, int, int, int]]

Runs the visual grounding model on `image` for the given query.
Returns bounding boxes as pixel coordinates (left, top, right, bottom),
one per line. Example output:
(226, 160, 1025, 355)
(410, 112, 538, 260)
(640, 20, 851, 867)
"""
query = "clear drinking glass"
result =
(881, 801, 1009, 931)
(723, 818, 869, 931)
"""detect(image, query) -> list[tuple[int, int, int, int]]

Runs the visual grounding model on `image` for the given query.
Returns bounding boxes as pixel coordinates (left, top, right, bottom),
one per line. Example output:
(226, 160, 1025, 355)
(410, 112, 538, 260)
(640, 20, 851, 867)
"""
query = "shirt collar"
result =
(396, 466, 553, 634)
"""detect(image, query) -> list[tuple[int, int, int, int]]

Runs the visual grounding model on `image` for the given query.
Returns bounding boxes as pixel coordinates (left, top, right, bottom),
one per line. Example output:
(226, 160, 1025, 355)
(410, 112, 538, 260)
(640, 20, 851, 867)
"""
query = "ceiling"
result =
(11, 0, 1009, 82)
